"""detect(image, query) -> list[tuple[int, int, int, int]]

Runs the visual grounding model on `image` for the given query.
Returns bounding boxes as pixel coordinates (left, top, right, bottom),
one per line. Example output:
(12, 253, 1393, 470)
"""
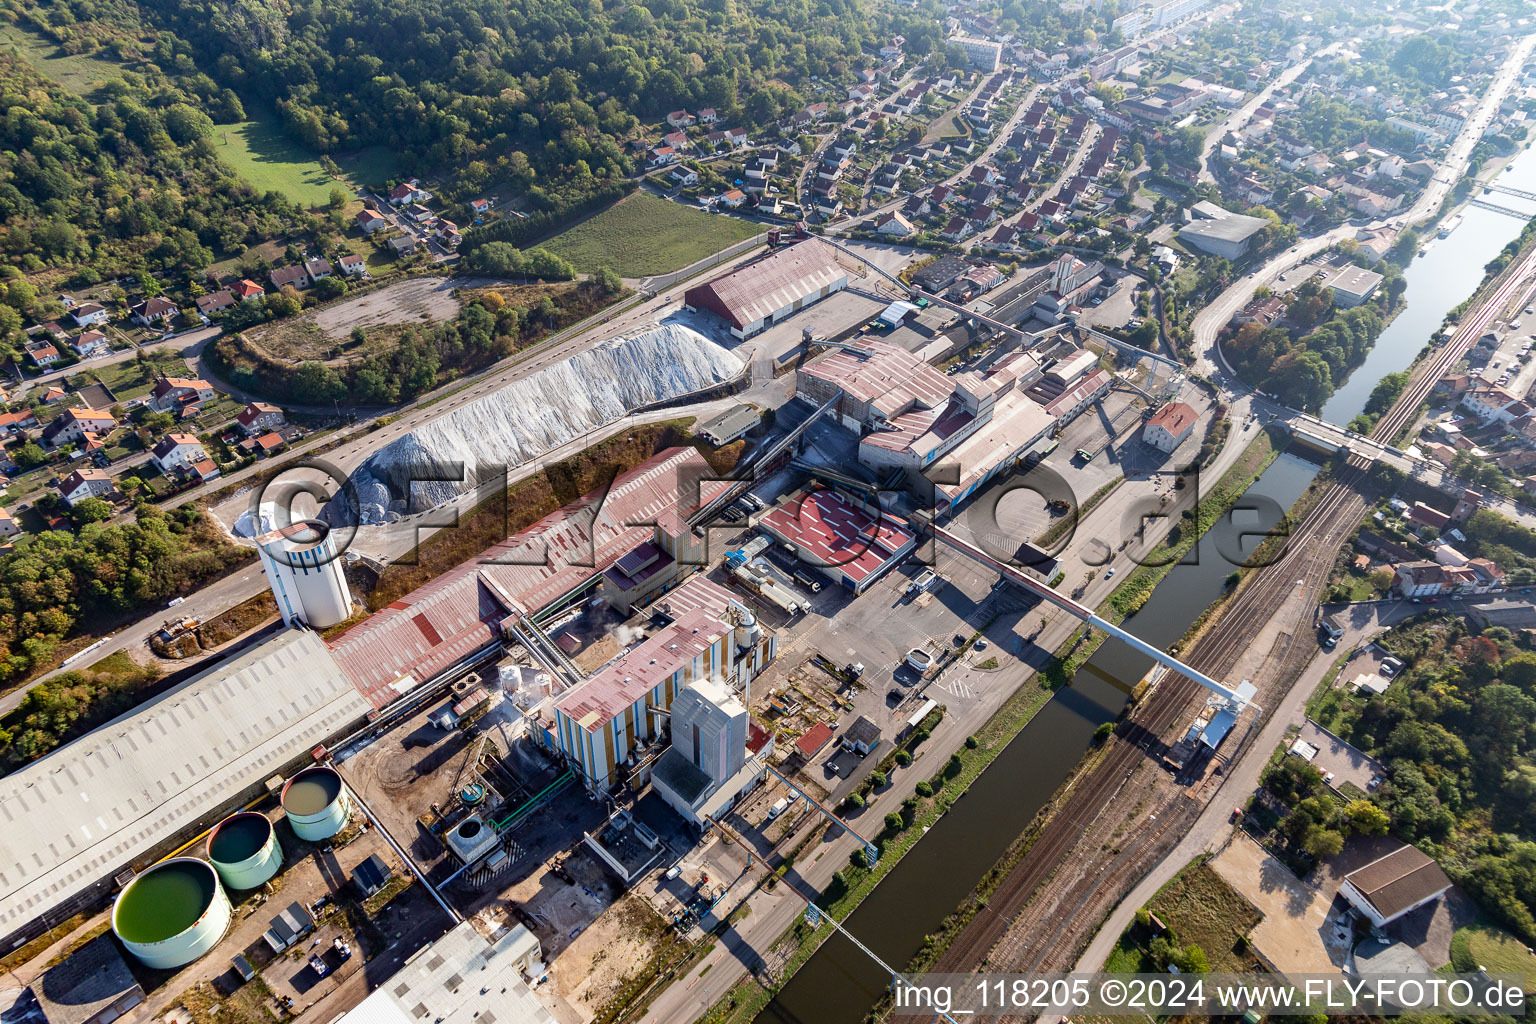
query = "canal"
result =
(757, 450, 1321, 1024)
(1319, 143, 1536, 425)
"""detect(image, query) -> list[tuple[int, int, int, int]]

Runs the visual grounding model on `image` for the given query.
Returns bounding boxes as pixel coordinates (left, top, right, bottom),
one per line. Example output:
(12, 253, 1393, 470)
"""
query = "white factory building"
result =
(338, 922, 551, 1024)
(651, 676, 773, 826)
(0, 629, 369, 945)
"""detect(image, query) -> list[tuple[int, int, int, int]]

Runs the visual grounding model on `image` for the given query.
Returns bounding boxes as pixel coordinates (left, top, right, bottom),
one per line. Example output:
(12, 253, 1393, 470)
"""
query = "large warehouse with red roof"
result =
(683, 240, 848, 339)
(756, 489, 917, 593)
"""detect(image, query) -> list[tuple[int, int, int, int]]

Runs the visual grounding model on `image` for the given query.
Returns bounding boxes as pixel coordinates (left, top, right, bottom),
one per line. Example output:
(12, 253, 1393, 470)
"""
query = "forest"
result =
(137, 0, 905, 209)
(1314, 616, 1536, 943)
(0, 36, 301, 359)
(0, 503, 252, 687)
(1222, 271, 1405, 411)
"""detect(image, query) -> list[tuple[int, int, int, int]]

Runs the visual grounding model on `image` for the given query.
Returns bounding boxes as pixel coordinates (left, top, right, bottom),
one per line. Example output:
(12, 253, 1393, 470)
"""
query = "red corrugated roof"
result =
(328, 447, 731, 707)
(758, 490, 915, 587)
(796, 722, 834, 759)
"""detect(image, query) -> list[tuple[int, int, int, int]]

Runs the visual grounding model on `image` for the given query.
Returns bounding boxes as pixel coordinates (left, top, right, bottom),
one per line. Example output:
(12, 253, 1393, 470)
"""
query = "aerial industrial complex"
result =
(7, 6, 1536, 1023)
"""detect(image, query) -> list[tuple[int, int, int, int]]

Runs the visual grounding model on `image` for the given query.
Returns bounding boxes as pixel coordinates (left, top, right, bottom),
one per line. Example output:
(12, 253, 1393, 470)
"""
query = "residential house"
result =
(24, 339, 61, 367)
(236, 401, 287, 437)
(646, 146, 678, 169)
(940, 216, 974, 242)
(269, 266, 311, 291)
(356, 208, 388, 234)
(718, 189, 746, 208)
(44, 408, 117, 447)
(875, 212, 915, 238)
(435, 220, 462, 247)
(402, 203, 434, 223)
(0, 410, 40, 437)
(698, 108, 719, 124)
(338, 254, 367, 278)
(1395, 560, 1467, 597)
(304, 257, 334, 281)
(130, 297, 178, 326)
(389, 236, 417, 256)
(195, 290, 236, 316)
(670, 166, 700, 188)
(388, 182, 429, 206)
(151, 433, 207, 475)
(1461, 385, 1524, 424)
(149, 376, 215, 413)
(233, 279, 265, 302)
(72, 330, 111, 359)
(469, 198, 495, 216)
(58, 467, 115, 508)
(187, 459, 221, 484)
(71, 303, 109, 327)
(1233, 295, 1286, 327)
(666, 110, 696, 128)
(1144, 402, 1198, 453)
(1338, 845, 1451, 928)
(0, 507, 17, 539)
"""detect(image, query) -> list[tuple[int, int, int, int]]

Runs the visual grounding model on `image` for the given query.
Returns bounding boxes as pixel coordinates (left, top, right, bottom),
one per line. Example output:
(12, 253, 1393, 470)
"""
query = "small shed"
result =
(263, 900, 316, 952)
(352, 853, 393, 897)
(842, 715, 882, 756)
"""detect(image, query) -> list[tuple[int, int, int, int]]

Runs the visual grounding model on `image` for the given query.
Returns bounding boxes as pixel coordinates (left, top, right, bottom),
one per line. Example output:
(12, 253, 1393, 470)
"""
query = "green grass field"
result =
(0, 22, 129, 95)
(1451, 924, 1536, 984)
(542, 193, 763, 278)
(212, 107, 397, 208)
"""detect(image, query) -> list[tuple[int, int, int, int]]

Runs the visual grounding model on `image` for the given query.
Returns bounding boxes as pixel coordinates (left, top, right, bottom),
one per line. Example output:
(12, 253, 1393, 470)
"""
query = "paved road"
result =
(1197, 46, 1336, 184)
(832, 80, 1042, 235)
(1073, 599, 1415, 972)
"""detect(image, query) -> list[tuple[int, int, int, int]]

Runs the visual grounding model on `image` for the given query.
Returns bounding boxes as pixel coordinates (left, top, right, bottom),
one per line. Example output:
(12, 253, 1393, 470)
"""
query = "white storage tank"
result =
(281, 766, 353, 841)
(112, 858, 232, 969)
(206, 811, 284, 890)
(256, 519, 353, 629)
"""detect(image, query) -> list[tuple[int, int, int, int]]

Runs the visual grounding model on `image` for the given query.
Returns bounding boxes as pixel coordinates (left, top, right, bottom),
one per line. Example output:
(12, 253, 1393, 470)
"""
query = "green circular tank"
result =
(112, 858, 231, 969)
(206, 812, 283, 890)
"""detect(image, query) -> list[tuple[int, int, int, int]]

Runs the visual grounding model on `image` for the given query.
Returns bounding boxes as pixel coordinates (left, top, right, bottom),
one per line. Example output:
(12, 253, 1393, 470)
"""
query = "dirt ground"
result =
(1211, 833, 1343, 973)
(313, 277, 464, 339)
(548, 895, 670, 1022)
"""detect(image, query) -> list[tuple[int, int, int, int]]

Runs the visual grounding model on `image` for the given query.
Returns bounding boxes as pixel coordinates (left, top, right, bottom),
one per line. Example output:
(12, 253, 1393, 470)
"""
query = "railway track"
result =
(934, 464, 1368, 974)
(929, 243, 1536, 978)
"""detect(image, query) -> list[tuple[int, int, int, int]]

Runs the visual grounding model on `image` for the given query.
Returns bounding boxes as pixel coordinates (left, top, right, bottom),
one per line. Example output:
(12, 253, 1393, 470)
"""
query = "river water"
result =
(1319, 145, 1536, 425)
(757, 451, 1320, 1024)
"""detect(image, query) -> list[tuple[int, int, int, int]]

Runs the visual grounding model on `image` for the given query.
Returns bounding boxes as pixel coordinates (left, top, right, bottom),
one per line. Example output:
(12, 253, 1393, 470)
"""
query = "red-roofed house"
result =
(1144, 401, 1198, 453)
(151, 433, 206, 474)
(150, 376, 215, 412)
(237, 402, 286, 437)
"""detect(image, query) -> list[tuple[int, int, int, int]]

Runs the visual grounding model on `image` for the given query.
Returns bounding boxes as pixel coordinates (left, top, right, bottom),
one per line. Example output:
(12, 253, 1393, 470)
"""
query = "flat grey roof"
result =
(33, 935, 144, 1024)
(697, 404, 759, 441)
(0, 628, 369, 938)
(1179, 213, 1267, 243)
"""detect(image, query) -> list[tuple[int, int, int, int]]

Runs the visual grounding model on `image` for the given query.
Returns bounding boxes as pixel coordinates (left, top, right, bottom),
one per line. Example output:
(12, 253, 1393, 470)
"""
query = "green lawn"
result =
(212, 107, 397, 208)
(0, 23, 129, 96)
(1450, 924, 1536, 985)
(542, 193, 763, 278)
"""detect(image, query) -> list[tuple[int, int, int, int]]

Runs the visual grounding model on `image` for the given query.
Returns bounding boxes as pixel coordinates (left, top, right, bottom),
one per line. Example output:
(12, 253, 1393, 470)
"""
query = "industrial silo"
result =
(206, 812, 283, 890)
(281, 766, 353, 841)
(112, 858, 232, 969)
(255, 519, 353, 628)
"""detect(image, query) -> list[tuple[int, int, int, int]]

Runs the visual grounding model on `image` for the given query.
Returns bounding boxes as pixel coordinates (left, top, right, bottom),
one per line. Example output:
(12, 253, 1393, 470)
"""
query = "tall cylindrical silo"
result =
(281, 766, 353, 841)
(206, 811, 284, 890)
(112, 858, 232, 969)
(256, 519, 353, 629)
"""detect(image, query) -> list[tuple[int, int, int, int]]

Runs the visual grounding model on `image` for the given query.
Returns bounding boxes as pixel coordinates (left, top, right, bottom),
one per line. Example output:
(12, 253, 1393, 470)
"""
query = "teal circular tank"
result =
(281, 766, 353, 841)
(206, 812, 283, 890)
(461, 783, 485, 805)
(112, 858, 231, 969)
